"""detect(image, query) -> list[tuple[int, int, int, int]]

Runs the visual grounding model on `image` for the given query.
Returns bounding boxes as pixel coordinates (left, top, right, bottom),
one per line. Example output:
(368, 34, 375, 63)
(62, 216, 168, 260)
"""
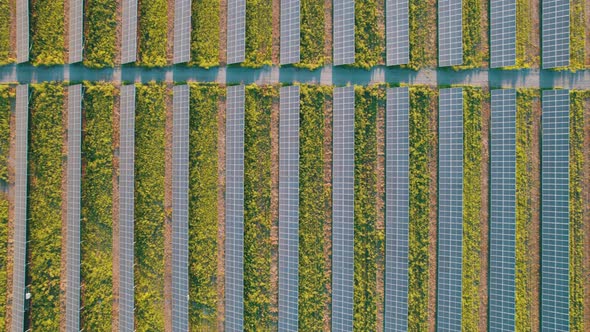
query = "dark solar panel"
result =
(280, 0, 300, 64)
(384, 87, 409, 331)
(69, 0, 83, 63)
(540, 89, 569, 331)
(488, 89, 516, 331)
(436, 88, 464, 331)
(386, 0, 409, 66)
(438, 0, 463, 66)
(541, 0, 569, 68)
(227, 0, 246, 64)
(490, 0, 516, 68)
(16, 0, 29, 63)
(173, 0, 191, 64)
(333, 0, 355, 65)
(121, 0, 138, 64)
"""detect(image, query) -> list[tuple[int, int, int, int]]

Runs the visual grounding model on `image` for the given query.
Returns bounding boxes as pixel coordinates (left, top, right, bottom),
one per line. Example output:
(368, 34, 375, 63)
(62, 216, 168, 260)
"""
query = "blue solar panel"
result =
(227, 0, 246, 64)
(490, 0, 516, 68)
(384, 87, 409, 331)
(225, 85, 245, 331)
(489, 89, 516, 332)
(332, 86, 354, 331)
(438, 0, 463, 66)
(121, 0, 138, 64)
(173, 0, 191, 64)
(333, 0, 355, 65)
(436, 88, 464, 331)
(386, 0, 409, 66)
(16, 0, 29, 63)
(280, 0, 301, 64)
(541, 89, 569, 331)
(69, 0, 84, 63)
(278, 86, 300, 331)
(541, 0, 569, 68)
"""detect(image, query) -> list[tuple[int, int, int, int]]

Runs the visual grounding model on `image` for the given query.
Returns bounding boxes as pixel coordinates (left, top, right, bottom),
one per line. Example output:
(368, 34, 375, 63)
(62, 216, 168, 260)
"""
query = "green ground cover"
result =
(297, 0, 325, 69)
(0, 0, 12, 65)
(460, 0, 486, 68)
(190, 0, 220, 68)
(354, 1, 384, 69)
(570, 0, 586, 70)
(138, 0, 168, 67)
(244, 0, 272, 68)
(0, 86, 11, 329)
(30, 0, 65, 65)
(408, 0, 437, 69)
(514, 0, 536, 68)
(84, 0, 117, 68)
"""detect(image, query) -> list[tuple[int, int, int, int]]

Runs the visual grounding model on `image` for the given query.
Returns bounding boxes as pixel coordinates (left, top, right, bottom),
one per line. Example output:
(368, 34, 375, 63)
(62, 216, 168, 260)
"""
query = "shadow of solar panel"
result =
(333, 0, 355, 66)
(438, 0, 463, 66)
(490, 0, 516, 68)
(384, 87, 409, 331)
(119, 85, 136, 331)
(278, 86, 300, 331)
(386, 0, 409, 66)
(174, 0, 191, 64)
(227, 0, 246, 64)
(488, 89, 516, 332)
(69, 0, 84, 63)
(541, 0, 569, 68)
(332, 86, 354, 331)
(436, 88, 464, 332)
(16, 0, 29, 63)
(541, 89, 569, 331)
(11, 85, 29, 332)
(121, 0, 138, 64)
(280, 0, 300, 65)
(225, 85, 245, 331)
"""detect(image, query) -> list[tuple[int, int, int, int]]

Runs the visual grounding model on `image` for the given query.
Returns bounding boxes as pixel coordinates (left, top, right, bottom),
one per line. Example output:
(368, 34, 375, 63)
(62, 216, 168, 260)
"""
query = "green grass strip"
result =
(190, 0, 220, 68)
(244, 85, 276, 330)
(84, 0, 117, 68)
(461, 87, 484, 331)
(80, 83, 114, 330)
(244, 0, 272, 68)
(515, 0, 535, 68)
(353, 1, 384, 69)
(0, 86, 11, 330)
(0, 0, 12, 65)
(297, 0, 325, 70)
(134, 83, 166, 331)
(408, 86, 435, 330)
(138, 0, 168, 67)
(298, 84, 330, 330)
(28, 83, 64, 330)
(30, 0, 65, 65)
(460, 0, 485, 68)
(570, 0, 586, 71)
(408, 0, 436, 69)
(0, 86, 10, 181)
(188, 83, 223, 330)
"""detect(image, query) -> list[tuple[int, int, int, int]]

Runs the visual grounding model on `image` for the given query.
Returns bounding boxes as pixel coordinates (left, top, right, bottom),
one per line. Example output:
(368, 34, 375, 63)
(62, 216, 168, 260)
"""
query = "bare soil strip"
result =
(60, 88, 69, 332)
(164, 85, 173, 332)
(216, 95, 227, 331)
(269, 93, 280, 329)
(272, 0, 280, 65)
(219, 0, 228, 65)
(427, 94, 439, 332)
(323, 0, 332, 64)
(479, 92, 490, 331)
(529, 97, 541, 331)
(323, 96, 333, 331)
(583, 98, 590, 330)
(375, 96, 385, 331)
(112, 89, 121, 332)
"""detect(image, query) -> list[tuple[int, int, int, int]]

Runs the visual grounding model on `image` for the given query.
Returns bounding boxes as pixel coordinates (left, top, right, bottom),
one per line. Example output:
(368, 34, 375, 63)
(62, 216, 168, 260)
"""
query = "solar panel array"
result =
(385, 0, 409, 66)
(384, 87, 409, 331)
(541, 0, 570, 68)
(541, 89, 569, 331)
(16, 0, 29, 63)
(119, 85, 136, 331)
(227, 0, 246, 64)
(438, 0, 463, 66)
(11, 85, 29, 332)
(488, 89, 516, 331)
(436, 88, 464, 331)
(490, 0, 516, 68)
(121, 0, 138, 64)
(333, 0, 355, 66)
(332, 86, 354, 331)
(225, 85, 245, 331)
(280, 0, 301, 65)
(278, 86, 300, 331)
(173, 0, 191, 64)
(172, 85, 190, 331)
(69, 0, 83, 63)
(66, 85, 82, 331)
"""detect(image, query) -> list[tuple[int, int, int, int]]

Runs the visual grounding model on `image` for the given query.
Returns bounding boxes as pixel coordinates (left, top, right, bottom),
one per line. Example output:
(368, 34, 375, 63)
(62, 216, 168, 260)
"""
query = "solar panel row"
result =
(280, 0, 301, 65)
(16, 0, 29, 63)
(225, 85, 245, 331)
(384, 87, 409, 331)
(172, 85, 190, 331)
(488, 89, 516, 332)
(541, 0, 570, 69)
(66, 85, 82, 332)
(69, 0, 84, 63)
(438, 0, 463, 66)
(386, 0, 409, 66)
(227, 0, 246, 64)
(11, 85, 29, 332)
(332, 86, 355, 331)
(174, 0, 191, 64)
(121, 0, 138, 64)
(490, 0, 516, 68)
(119, 85, 136, 331)
(278, 86, 300, 331)
(333, 0, 355, 66)
(541, 89, 569, 331)
(436, 88, 464, 332)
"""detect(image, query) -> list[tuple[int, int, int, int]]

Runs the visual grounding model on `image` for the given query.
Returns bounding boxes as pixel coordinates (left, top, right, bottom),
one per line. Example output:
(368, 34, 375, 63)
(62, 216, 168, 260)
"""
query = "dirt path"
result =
(163, 85, 173, 332)
(375, 94, 385, 331)
(9, 0, 15, 60)
(583, 98, 590, 331)
(478, 92, 490, 331)
(529, 97, 541, 331)
(64, 0, 70, 63)
(272, 0, 280, 65)
(323, 0, 332, 64)
(269, 92, 280, 329)
(5, 97, 17, 329)
(585, 1, 590, 66)
(323, 96, 333, 331)
(216, 94, 227, 331)
(112, 90, 121, 332)
(427, 92, 439, 332)
(529, 0, 540, 67)
(219, 0, 228, 65)
(480, 0, 490, 67)
(167, 0, 175, 65)
(59, 88, 69, 332)
(115, 0, 122, 65)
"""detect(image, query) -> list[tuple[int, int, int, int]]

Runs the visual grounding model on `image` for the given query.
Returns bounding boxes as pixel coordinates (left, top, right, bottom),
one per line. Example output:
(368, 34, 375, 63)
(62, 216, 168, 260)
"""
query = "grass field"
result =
(570, 0, 586, 70)
(84, 0, 117, 68)
(0, 0, 12, 65)
(244, 0, 273, 68)
(138, 0, 168, 67)
(408, 0, 437, 69)
(354, 1, 384, 69)
(30, 0, 65, 65)
(298, 0, 325, 69)
(190, 0, 220, 68)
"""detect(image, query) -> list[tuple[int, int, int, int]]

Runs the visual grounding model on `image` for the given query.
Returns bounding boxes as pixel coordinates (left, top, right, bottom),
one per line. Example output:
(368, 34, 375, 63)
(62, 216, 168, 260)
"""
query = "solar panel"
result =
(119, 85, 136, 331)
(69, 0, 83, 63)
(66, 85, 82, 331)
(172, 85, 189, 331)
(227, 0, 246, 64)
(333, 0, 355, 65)
(16, 0, 29, 63)
(490, 0, 516, 68)
(121, 0, 138, 64)
(385, 0, 409, 66)
(541, 89, 569, 331)
(384, 87, 409, 331)
(541, 0, 569, 68)
(488, 89, 516, 331)
(436, 88, 464, 331)
(438, 0, 463, 66)
(332, 86, 354, 331)
(280, 0, 301, 65)
(11, 85, 29, 332)
(173, 0, 191, 64)
(225, 85, 245, 331)
(278, 86, 300, 331)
